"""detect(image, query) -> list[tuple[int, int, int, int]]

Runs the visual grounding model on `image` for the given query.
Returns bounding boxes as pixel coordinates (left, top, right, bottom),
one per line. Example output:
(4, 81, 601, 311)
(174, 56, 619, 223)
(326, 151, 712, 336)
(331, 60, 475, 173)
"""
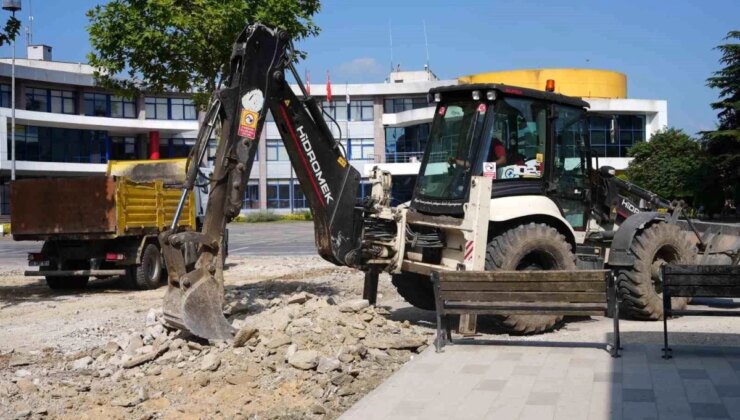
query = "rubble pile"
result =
(0, 274, 432, 419)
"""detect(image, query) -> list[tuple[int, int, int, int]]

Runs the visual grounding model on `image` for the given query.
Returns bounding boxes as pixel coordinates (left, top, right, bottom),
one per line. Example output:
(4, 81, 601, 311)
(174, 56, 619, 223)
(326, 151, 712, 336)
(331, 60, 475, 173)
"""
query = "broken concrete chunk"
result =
(339, 299, 370, 313)
(233, 327, 259, 348)
(363, 336, 426, 350)
(200, 353, 221, 372)
(288, 350, 319, 370)
(316, 356, 341, 373)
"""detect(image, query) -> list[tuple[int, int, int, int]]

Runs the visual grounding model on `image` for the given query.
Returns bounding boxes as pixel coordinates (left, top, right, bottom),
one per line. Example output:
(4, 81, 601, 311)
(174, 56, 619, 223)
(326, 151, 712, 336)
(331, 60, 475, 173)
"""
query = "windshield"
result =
(416, 101, 487, 200)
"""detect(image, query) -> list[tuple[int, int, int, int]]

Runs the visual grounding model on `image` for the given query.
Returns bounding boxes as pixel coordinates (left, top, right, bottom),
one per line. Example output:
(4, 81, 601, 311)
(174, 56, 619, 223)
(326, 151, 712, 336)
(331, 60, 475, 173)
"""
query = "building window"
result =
(589, 114, 645, 158)
(145, 97, 168, 120)
(292, 182, 307, 209)
(146, 97, 197, 120)
(349, 100, 374, 121)
(243, 183, 260, 209)
(25, 88, 49, 112)
(26, 88, 75, 114)
(110, 96, 137, 118)
(266, 139, 288, 161)
(383, 97, 428, 113)
(356, 181, 372, 199)
(50, 90, 76, 114)
(84, 93, 109, 117)
(109, 136, 138, 160)
(170, 98, 197, 120)
(0, 182, 9, 215)
(0, 84, 10, 108)
(266, 180, 291, 209)
(349, 138, 374, 160)
(321, 100, 347, 121)
(9, 124, 107, 163)
(384, 123, 431, 163)
(159, 138, 195, 158)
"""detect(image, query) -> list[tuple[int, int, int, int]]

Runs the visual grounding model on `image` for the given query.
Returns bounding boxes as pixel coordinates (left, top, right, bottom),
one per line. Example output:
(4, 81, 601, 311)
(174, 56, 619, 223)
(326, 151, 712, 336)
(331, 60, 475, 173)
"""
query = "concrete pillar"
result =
(76, 87, 85, 115)
(137, 94, 146, 120)
(149, 131, 160, 160)
(258, 127, 267, 210)
(373, 97, 385, 163)
(15, 80, 26, 110)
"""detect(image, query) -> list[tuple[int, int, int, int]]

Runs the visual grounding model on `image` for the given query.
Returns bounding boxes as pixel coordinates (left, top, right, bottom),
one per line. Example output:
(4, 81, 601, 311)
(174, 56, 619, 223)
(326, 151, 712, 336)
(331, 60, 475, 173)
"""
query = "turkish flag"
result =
(326, 71, 332, 102)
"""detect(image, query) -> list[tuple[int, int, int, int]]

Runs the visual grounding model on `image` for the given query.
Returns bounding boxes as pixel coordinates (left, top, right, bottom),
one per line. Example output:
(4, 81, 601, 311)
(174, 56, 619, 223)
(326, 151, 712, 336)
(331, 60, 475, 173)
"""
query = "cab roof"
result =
(429, 83, 590, 109)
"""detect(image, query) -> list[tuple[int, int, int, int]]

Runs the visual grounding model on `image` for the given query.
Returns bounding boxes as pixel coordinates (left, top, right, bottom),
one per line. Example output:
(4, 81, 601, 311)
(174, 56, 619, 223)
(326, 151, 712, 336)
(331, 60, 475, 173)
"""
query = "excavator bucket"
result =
(161, 242, 235, 340)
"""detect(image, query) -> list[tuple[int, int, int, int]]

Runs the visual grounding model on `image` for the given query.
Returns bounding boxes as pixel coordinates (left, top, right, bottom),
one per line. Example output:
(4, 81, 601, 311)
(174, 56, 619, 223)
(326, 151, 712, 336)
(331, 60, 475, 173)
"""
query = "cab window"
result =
(482, 97, 547, 180)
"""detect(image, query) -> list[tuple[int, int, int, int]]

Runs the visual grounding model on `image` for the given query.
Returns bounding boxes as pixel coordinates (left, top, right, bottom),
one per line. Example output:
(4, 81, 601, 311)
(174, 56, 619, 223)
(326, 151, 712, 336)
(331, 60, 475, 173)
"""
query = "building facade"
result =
(0, 47, 667, 216)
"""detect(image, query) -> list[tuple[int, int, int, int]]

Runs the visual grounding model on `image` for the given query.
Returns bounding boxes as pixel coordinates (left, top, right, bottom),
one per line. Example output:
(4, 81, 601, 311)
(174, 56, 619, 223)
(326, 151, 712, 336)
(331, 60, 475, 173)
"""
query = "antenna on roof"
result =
(389, 19, 394, 72)
(423, 20, 430, 71)
(25, 0, 33, 47)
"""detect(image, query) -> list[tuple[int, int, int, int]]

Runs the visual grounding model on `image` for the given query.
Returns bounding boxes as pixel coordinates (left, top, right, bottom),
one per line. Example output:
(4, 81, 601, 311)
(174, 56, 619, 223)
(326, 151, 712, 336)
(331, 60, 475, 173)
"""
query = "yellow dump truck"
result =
(11, 159, 203, 290)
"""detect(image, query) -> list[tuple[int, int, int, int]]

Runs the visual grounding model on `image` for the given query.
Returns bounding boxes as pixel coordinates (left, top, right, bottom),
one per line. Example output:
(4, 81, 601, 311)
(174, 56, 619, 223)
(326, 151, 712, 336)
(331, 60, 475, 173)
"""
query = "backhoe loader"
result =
(160, 23, 739, 340)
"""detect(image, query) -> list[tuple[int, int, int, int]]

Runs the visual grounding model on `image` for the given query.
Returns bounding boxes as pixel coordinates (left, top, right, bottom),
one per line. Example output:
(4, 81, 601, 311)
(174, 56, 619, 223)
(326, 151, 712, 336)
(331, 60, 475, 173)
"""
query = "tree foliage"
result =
(625, 128, 714, 205)
(86, 0, 321, 107)
(0, 14, 20, 47)
(702, 30, 740, 207)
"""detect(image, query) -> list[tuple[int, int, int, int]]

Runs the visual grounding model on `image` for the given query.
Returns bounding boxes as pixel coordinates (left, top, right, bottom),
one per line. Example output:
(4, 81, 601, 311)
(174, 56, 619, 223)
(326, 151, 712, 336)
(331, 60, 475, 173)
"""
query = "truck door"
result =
(548, 105, 591, 231)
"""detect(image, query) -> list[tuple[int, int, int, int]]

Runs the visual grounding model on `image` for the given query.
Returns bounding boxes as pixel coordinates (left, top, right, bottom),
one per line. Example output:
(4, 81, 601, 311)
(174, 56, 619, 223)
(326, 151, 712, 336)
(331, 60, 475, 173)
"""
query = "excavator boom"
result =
(160, 23, 363, 339)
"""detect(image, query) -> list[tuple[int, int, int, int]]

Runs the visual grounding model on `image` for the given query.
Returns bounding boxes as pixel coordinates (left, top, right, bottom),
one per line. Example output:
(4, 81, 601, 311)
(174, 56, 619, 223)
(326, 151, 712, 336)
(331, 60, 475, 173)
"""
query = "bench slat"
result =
(437, 270, 608, 283)
(440, 281, 606, 292)
(444, 309, 606, 316)
(664, 265, 740, 276)
(441, 291, 606, 303)
(664, 275, 739, 287)
(664, 285, 740, 298)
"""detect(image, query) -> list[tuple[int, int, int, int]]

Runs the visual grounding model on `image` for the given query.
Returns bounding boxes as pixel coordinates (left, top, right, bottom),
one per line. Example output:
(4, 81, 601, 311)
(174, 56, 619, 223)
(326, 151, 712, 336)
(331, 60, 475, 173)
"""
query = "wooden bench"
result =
(661, 264, 740, 359)
(431, 269, 620, 357)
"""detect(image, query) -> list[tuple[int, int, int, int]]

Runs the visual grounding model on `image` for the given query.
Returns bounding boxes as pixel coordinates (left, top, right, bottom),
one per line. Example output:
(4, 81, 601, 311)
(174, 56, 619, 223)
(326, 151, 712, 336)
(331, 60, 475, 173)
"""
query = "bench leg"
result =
(611, 274, 622, 357)
(662, 293, 672, 359)
(612, 285, 621, 358)
(445, 315, 453, 343)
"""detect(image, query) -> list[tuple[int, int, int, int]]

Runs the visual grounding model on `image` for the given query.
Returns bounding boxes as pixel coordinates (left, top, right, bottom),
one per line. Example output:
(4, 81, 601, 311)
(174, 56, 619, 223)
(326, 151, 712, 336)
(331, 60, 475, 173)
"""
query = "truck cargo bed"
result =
(12, 176, 117, 239)
(11, 174, 195, 241)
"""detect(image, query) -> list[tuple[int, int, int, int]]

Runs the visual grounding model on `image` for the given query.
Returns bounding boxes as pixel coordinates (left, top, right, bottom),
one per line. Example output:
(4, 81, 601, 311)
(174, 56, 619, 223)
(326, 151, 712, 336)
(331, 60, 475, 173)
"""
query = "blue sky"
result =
(0, 0, 737, 135)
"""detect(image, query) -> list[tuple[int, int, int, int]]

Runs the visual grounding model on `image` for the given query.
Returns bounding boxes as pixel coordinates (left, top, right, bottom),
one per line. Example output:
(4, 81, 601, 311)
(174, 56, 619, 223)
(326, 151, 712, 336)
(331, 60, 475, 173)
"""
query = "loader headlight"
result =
(472, 90, 480, 101)
(486, 91, 496, 101)
(434, 92, 441, 103)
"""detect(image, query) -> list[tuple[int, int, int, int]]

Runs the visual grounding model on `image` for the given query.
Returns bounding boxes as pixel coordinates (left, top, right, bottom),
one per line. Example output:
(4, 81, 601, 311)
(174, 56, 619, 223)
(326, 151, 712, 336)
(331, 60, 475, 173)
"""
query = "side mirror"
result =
(599, 165, 616, 178)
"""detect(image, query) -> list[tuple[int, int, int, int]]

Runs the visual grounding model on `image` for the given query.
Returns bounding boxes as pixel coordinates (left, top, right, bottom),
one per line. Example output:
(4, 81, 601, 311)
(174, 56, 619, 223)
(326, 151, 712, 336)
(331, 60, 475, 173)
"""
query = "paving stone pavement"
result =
(342, 340, 740, 420)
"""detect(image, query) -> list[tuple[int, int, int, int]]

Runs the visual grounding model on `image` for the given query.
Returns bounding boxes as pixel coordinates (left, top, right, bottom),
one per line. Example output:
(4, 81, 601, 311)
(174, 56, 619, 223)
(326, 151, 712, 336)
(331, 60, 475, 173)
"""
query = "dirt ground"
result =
(0, 256, 434, 419)
(2, 254, 739, 419)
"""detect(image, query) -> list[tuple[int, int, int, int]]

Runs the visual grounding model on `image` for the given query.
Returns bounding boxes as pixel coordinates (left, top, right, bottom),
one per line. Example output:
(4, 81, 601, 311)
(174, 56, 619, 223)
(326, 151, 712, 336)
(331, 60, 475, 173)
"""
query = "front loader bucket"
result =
(162, 267, 235, 341)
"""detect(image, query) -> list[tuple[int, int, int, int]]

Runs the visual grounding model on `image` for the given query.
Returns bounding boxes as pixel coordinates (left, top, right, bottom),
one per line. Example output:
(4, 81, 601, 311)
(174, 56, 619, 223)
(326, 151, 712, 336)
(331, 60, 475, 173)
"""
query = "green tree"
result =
(702, 30, 739, 212)
(625, 128, 715, 206)
(0, 14, 20, 46)
(86, 0, 321, 107)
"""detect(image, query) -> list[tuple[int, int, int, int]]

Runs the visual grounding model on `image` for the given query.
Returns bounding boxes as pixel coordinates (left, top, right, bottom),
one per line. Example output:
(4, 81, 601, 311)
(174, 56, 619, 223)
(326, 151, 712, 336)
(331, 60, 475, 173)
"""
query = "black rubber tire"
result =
(127, 244, 164, 290)
(616, 222, 695, 320)
(485, 223, 576, 335)
(391, 271, 436, 311)
(45, 275, 89, 290)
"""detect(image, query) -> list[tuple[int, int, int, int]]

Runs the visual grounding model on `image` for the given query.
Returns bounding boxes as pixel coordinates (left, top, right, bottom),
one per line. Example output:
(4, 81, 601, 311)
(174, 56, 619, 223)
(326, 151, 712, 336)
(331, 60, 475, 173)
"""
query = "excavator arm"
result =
(160, 23, 364, 340)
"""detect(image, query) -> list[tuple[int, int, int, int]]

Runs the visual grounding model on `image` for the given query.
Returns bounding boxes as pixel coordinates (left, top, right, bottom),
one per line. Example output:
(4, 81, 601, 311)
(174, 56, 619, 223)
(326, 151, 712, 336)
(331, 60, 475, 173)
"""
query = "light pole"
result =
(3, 1, 21, 181)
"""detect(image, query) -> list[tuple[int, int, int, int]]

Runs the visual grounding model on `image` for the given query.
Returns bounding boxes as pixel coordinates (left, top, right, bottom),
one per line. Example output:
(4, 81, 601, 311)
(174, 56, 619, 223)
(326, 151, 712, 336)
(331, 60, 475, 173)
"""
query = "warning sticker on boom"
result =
(238, 109, 258, 139)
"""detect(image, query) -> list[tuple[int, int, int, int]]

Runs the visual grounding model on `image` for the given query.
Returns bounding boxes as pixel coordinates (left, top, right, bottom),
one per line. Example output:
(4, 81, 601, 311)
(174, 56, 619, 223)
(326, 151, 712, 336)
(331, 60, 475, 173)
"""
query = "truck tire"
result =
(127, 244, 164, 290)
(616, 222, 695, 320)
(45, 276, 89, 290)
(485, 223, 575, 335)
(391, 272, 435, 310)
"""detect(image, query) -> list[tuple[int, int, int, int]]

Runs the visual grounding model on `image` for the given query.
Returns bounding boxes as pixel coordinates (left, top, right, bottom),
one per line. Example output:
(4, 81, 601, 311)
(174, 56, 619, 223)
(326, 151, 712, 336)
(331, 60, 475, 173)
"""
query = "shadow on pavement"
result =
(0, 275, 137, 309)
